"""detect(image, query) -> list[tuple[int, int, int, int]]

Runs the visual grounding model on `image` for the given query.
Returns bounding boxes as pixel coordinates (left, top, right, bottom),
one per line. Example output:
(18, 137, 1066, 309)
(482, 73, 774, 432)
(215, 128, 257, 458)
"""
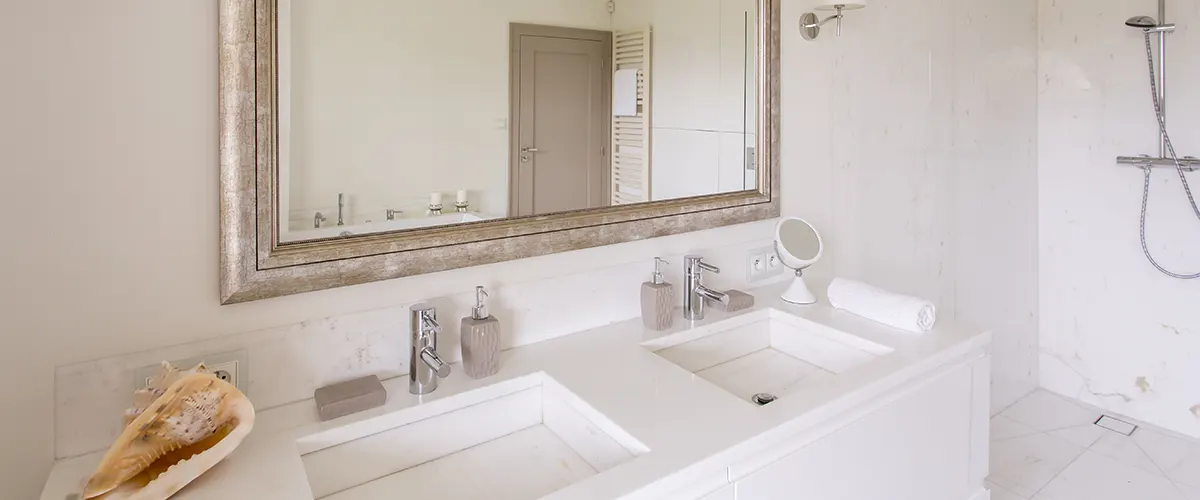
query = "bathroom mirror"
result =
(219, 0, 780, 303)
(775, 217, 823, 305)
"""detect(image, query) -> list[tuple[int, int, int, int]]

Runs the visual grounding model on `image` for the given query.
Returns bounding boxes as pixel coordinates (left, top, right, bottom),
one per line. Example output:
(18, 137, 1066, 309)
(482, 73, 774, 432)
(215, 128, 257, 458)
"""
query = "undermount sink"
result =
(297, 374, 647, 500)
(643, 309, 893, 406)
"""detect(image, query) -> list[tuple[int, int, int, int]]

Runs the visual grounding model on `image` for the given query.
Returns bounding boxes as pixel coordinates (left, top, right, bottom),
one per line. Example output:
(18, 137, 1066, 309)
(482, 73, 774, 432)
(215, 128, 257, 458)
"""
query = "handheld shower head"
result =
(1126, 16, 1158, 29)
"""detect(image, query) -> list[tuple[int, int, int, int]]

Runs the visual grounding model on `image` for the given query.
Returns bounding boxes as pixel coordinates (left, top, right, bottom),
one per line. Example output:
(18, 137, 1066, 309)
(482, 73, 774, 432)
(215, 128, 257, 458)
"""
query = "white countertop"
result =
(41, 284, 990, 500)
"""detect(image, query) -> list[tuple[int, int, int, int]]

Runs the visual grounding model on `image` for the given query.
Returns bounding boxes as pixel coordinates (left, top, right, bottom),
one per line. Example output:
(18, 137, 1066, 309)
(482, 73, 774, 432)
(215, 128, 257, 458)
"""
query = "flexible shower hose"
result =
(1138, 30, 1200, 279)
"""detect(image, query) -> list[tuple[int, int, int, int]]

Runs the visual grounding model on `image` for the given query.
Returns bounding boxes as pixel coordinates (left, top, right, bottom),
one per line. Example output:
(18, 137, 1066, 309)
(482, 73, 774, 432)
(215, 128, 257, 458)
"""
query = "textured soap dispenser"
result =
(641, 257, 675, 331)
(461, 286, 502, 379)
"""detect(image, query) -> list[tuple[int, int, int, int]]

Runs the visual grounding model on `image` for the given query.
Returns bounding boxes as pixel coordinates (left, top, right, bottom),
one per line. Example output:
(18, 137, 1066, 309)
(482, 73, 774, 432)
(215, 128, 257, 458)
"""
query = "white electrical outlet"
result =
(134, 349, 248, 392)
(747, 252, 763, 281)
(747, 245, 785, 282)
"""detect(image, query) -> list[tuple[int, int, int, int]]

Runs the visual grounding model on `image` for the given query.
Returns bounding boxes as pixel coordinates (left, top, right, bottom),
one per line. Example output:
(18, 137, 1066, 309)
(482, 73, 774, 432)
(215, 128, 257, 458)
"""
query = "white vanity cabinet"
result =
(693, 354, 991, 500)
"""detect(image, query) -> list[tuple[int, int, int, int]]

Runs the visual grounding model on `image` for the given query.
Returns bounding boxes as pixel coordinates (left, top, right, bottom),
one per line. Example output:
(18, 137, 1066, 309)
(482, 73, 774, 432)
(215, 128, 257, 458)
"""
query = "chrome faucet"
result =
(410, 304, 451, 395)
(386, 209, 403, 221)
(314, 212, 327, 229)
(337, 193, 346, 226)
(683, 255, 728, 321)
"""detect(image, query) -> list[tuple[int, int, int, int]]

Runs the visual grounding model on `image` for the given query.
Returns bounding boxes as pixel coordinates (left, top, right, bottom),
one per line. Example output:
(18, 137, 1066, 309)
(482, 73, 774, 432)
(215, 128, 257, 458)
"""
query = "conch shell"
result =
(82, 362, 255, 499)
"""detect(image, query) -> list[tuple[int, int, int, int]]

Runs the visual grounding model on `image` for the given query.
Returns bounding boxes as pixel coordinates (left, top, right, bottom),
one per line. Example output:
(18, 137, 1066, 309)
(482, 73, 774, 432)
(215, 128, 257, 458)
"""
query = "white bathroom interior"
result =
(3, 0, 1200, 499)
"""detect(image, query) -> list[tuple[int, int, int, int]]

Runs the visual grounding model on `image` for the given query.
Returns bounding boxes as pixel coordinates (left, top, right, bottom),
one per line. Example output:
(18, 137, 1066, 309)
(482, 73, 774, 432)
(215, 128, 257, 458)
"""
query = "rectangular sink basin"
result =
(643, 310, 893, 406)
(298, 374, 647, 500)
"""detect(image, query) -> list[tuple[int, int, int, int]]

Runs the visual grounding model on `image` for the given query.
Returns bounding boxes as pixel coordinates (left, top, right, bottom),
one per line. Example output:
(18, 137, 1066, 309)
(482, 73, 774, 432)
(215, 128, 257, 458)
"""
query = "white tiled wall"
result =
(951, 0, 1041, 417)
(781, 0, 1041, 412)
(1038, 0, 1200, 439)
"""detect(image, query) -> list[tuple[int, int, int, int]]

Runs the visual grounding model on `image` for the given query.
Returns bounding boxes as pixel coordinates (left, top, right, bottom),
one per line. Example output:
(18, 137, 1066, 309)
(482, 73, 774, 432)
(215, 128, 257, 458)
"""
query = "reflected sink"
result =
(298, 374, 647, 500)
(643, 310, 893, 406)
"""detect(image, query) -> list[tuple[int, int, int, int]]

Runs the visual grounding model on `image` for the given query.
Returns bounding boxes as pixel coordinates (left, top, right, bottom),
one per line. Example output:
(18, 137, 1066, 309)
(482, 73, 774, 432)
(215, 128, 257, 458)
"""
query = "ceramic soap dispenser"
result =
(641, 257, 675, 331)
(461, 286, 502, 379)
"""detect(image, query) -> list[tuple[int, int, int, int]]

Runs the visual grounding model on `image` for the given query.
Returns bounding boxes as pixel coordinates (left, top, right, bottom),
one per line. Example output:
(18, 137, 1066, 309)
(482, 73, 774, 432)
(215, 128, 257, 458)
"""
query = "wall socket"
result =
(134, 349, 248, 393)
(747, 245, 785, 282)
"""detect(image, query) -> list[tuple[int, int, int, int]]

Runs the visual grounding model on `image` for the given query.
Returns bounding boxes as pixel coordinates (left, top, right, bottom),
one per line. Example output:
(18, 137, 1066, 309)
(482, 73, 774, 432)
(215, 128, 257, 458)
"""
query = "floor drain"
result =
(1095, 415, 1138, 436)
(752, 393, 777, 406)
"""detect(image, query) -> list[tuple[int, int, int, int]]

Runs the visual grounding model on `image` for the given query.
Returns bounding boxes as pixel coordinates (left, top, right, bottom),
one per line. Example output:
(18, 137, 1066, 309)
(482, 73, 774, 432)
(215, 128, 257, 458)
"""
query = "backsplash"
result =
(54, 234, 778, 459)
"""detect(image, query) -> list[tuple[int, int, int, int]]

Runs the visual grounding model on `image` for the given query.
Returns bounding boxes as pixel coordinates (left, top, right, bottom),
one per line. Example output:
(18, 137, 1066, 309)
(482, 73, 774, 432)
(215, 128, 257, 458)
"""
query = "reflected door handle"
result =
(520, 146, 539, 163)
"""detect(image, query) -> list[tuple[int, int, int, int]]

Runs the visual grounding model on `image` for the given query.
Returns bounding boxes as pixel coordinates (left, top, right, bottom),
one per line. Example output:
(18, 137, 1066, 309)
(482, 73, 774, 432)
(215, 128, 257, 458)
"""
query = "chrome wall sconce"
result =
(800, 2, 868, 41)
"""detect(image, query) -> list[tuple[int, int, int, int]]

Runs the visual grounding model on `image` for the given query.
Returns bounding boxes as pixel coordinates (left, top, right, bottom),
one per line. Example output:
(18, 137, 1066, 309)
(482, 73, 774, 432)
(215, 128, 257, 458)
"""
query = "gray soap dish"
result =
(314, 375, 387, 421)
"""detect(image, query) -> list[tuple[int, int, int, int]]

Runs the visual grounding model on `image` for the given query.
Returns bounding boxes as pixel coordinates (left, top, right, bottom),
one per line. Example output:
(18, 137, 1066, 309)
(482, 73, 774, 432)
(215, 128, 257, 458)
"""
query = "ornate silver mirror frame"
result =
(218, 0, 781, 304)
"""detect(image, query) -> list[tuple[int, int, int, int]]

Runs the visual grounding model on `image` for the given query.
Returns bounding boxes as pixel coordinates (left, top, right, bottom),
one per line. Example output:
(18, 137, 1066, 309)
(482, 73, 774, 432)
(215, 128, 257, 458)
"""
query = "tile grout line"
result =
(989, 429, 1050, 444)
(993, 389, 1040, 417)
(1130, 436, 1193, 499)
(990, 421, 1101, 445)
(984, 474, 1022, 498)
(1026, 435, 1089, 500)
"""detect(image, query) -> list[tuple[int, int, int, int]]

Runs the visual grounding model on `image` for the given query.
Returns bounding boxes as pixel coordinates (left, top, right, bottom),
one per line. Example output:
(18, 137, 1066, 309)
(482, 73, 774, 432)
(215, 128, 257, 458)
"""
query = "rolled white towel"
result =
(827, 278, 937, 333)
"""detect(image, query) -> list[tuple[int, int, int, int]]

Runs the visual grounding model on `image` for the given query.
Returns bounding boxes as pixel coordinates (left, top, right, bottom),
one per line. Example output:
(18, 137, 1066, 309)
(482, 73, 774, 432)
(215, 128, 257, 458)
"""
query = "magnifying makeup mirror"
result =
(775, 217, 824, 305)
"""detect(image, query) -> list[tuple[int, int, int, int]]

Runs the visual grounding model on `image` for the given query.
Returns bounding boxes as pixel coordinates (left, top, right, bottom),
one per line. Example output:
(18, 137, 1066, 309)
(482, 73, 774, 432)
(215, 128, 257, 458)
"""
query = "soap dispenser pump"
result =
(461, 286, 502, 379)
(641, 257, 675, 331)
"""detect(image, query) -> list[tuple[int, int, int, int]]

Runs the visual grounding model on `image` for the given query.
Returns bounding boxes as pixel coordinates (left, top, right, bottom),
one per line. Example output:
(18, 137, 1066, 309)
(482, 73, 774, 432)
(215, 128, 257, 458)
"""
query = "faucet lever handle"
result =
(685, 255, 721, 274)
(411, 305, 441, 334)
(422, 314, 441, 334)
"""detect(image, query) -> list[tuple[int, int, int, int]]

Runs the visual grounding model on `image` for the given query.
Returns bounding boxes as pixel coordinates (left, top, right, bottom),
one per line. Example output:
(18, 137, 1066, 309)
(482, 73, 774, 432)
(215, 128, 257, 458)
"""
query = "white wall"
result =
(780, 0, 1041, 413)
(0, 1, 1041, 497)
(953, 0, 1042, 413)
(285, 0, 612, 227)
(1039, 0, 1200, 438)
(614, 0, 758, 201)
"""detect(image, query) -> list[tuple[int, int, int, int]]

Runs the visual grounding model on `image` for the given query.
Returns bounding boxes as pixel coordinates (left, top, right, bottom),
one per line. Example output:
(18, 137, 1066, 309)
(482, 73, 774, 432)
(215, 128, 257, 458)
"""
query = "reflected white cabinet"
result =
(690, 355, 991, 500)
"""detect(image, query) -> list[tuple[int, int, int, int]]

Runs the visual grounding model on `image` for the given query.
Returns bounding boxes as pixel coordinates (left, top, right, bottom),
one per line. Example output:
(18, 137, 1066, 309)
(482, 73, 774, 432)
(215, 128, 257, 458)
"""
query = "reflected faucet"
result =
(314, 212, 327, 229)
(410, 304, 451, 395)
(683, 255, 728, 321)
(337, 193, 346, 226)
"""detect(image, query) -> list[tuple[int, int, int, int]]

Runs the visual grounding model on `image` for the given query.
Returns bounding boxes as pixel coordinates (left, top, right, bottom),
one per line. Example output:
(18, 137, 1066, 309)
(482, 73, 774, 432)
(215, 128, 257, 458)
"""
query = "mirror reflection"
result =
(278, 0, 759, 242)
(778, 219, 822, 262)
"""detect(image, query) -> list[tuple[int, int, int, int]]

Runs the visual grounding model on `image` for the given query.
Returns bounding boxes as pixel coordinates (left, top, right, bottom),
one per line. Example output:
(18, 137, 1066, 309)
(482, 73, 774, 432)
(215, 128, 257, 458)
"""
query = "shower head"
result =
(1125, 16, 1158, 29)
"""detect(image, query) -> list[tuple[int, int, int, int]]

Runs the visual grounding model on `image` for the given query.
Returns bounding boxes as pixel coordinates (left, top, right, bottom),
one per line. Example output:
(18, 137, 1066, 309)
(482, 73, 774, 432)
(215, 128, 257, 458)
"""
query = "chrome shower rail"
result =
(1117, 155, 1200, 171)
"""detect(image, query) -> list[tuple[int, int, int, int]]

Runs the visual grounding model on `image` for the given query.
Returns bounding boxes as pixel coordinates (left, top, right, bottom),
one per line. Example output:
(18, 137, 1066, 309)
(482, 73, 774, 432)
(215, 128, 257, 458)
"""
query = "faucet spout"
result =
(695, 285, 729, 305)
(420, 348, 451, 378)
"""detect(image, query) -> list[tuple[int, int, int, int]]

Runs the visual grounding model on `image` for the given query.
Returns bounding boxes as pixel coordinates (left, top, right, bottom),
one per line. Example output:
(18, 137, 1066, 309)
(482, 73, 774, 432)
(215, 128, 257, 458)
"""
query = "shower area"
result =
(1026, 0, 1200, 496)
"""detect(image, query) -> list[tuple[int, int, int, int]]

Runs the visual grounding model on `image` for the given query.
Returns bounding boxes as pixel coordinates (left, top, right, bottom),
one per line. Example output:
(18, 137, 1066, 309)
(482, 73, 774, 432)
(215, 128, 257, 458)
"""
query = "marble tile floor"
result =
(988, 390, 1200, 500)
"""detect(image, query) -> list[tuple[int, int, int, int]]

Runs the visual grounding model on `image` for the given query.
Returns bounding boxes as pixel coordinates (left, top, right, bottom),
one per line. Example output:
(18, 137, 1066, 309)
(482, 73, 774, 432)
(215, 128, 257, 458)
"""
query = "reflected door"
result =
(511, 25, 612, 217)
